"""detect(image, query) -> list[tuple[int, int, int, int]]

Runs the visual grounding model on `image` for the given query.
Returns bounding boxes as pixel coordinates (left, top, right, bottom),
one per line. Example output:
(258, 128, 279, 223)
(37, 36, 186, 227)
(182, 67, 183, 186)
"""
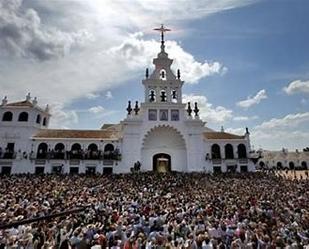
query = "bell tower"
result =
(142, 25, 183, 104)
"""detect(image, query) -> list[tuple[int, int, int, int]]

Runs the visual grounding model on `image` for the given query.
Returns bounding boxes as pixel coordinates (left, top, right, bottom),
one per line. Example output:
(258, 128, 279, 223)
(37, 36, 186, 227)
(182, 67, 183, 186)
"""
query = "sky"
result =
(0, 0, 308, 151)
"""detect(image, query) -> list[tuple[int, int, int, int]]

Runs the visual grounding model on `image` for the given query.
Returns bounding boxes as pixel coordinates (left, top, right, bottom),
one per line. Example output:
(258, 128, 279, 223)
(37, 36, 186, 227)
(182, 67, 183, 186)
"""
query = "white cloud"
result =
(88, 105, 105, 114)
(254, 112, 309, 130)
(230, 112, 309, 150)
(283, 79, 309, 95)
(252, 130, 309, 151)
(183, 94, 233, 124)
(49, 104, 78, 129)
(109, 33, 226, 84)
(105, 91, 113, 99)
(86, 93, 100, 99)
(236, 89, 267, 109)
(0, 0, 258, 126)
(225, 127, 246, 135)
(233, 115, 258, 121)
(0, 0, 93, 61)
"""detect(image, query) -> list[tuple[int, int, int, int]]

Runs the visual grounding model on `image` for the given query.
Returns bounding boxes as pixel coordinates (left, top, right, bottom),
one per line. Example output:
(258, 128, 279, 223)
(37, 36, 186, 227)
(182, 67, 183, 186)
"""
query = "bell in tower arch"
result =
(149, 90, 156, 102)
(160, 90, 167, 102)
(171, 90, 177, 102)
(160, 69, 166, 80)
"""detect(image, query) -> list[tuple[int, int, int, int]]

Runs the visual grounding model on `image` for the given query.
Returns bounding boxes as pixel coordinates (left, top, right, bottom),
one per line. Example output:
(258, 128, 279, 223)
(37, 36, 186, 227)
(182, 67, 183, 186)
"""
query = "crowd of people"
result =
(0, 171, 308, 248)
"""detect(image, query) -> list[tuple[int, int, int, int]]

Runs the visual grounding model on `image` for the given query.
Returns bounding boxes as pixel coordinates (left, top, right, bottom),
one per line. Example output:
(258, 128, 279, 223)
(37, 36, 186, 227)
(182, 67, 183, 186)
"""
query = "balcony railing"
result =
(34, 150, 121, 161)
(0, 151, 16, 159)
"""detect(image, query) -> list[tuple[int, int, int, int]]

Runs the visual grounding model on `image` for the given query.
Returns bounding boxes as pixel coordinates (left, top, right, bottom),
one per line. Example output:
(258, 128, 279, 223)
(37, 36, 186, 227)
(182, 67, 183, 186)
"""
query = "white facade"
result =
(0, 32, 255, 175)
(257, 149, 309, 170)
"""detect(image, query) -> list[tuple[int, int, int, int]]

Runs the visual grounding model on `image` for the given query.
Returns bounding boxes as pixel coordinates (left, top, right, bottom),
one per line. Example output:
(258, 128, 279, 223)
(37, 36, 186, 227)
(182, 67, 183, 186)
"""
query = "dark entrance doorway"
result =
(240, 165, 248, 172)
(213, 166, 222, 174)
(70, 167, 79, 174)
(1, 166, 11, 175)
(103, 167, 113, 175)
(153, 153, 171, 172)
(35, 167, 45, 175)
(86, 166, 96, 175)
(227, 165, 237, 173)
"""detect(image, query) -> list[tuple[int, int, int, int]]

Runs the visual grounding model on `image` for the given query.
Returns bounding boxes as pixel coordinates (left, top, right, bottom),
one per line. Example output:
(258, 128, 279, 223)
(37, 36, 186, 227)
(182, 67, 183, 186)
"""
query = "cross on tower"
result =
(154, 24, 171, 52)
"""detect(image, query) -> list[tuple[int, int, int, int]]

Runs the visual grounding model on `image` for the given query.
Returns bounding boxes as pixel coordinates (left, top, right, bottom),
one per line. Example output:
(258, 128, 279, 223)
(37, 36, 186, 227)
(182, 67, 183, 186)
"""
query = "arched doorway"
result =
(225, 144, 234, 159)
(276, 161, 283, 170)
(259, 161, 265, 169)
(238, 144, 247, 159)
(301, 161, 307, 170)
(153, 153, 171, 172)
(211, 144, 221, 159)
(289, 161, 295, 170)
(37, 143, 48, 159)
(142, 126, 186, 172)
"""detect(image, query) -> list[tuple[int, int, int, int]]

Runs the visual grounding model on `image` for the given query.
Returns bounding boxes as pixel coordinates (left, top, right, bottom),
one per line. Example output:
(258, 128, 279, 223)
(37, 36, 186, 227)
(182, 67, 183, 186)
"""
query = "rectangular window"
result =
(171, 109, 179, 121)
(160, 109, 168, 121)
(148, 109, 157, 121)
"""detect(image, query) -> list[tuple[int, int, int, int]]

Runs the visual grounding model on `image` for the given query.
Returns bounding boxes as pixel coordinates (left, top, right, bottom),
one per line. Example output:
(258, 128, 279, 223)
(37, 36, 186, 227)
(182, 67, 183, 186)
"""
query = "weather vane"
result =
(153, 24, 171, 43)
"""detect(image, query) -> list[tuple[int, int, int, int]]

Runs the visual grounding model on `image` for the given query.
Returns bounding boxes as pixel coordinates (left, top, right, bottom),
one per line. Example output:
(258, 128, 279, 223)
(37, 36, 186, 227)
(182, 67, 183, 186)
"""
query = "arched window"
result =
(225, 144, 234, 159)
(301, 161, 307, 170)
(277, 161, 283, 169)
(2, 111, 13, 121)
(70, 143, 82, 159)
(211, 144, 221, 159)
(160, 90, 167, 102)
(160, 69, 166, 80)
(87, 143, 99, 159)
(104, 143, 114, 160)
(71, 143, 81, 151)
(289, 161, 295, 170)
(238, 144, 247, 159)
(88, 143, 98, 151)
(149, 89, 156, 102)
(37, 143, 48, 159)
(42, 117, 47, 126)
(259, 161, 265, 169)
(171, 90, 177, 103)
(36, 114, 41, 124)
(55, 143, 65, 152)
(104, 144, 114, 152)
(18, 112, 28, 122)
(53, 143, 65, 159)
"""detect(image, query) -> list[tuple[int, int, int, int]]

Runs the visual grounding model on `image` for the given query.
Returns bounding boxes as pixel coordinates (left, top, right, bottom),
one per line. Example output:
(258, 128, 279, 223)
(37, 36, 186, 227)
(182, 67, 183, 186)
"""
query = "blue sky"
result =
(0, 0, 308, 150)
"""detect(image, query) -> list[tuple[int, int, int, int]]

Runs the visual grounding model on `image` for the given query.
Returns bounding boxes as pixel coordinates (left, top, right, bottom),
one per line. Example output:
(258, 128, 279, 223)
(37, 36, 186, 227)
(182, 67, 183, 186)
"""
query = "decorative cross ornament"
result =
(153, 24, 171, 43)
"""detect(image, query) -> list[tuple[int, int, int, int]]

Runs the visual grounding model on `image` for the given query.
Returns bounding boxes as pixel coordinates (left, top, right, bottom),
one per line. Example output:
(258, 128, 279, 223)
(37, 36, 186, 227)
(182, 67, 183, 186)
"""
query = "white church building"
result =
(0, 26, 254, 175)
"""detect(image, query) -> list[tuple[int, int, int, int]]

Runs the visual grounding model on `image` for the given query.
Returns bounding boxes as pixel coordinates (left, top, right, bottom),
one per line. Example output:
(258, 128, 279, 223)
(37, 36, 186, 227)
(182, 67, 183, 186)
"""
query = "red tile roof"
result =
(6, 100, 34, 107)
(204, 132, 245, 140)
(33, 129, 121, 139)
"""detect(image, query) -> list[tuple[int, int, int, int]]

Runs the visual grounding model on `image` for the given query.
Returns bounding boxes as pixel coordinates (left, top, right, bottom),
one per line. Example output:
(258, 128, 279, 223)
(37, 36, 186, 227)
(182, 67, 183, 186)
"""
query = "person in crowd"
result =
(0, 171, 308, 248)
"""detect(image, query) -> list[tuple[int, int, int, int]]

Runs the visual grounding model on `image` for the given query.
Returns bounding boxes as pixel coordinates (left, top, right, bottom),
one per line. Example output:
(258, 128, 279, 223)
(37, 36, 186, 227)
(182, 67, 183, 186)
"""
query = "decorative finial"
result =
(134, 101, 140, 115)
(246, 127, 250, 135)
(187, 102, 192, 116)
(45, 104, 49, 112)
(26, 92, 31, 101)
(177, 69, 181, 79)
(126, 100, 132, 115)
(194, 102, 199, 117)
(145, 68, 149, 79)
(32, 97, 38, 106)
(153, 24, 171, 52)
(1, 96, 8, 106)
